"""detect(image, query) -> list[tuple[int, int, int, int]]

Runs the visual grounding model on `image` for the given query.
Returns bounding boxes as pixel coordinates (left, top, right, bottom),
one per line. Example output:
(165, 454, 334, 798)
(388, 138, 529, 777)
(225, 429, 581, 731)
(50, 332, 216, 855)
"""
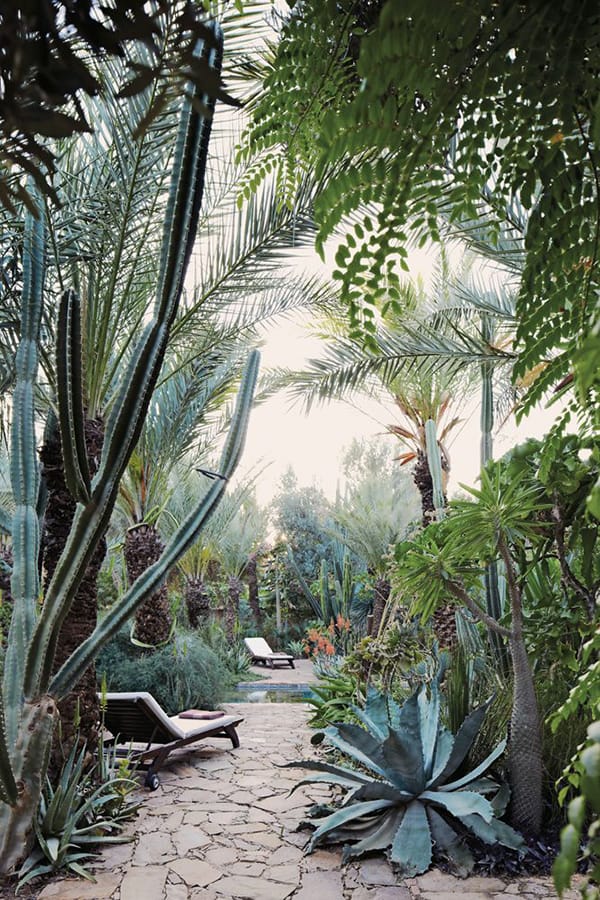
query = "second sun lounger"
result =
(244, 637, 295, 669)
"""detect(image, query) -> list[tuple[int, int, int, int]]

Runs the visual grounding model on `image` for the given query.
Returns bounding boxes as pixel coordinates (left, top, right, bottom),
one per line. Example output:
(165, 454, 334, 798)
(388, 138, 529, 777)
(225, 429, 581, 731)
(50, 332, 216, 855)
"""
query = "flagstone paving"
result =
(33, 666, 581, 899)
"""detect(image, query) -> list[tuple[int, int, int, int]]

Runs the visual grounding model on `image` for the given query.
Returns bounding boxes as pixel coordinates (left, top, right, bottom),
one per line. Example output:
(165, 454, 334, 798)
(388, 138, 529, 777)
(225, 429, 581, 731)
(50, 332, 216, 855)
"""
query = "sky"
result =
(238, 305, 563, 508)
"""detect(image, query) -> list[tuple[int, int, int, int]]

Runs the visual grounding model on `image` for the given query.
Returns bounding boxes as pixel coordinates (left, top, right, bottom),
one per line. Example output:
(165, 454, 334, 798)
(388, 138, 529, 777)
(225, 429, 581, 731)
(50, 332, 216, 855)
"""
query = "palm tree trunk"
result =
(125, 523, 172, 645)
(370, 576, 389, 637)
(226, 575, 242, 641)
(413, 449, 455, 646)
(185, 575, 210, 628)
(246, 553, 262, 630)
(41, 415, 106, 771)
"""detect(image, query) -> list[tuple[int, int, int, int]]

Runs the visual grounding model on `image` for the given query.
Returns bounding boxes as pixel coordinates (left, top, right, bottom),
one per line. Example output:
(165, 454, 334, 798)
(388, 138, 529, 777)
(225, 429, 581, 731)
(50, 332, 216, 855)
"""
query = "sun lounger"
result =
(244, 637, 295, 669)
(99, 691, 242, 789)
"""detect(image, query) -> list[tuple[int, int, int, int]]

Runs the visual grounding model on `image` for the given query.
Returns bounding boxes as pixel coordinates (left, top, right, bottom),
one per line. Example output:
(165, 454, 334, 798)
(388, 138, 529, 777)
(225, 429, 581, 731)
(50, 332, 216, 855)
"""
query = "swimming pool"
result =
(225, 682, 315, 703)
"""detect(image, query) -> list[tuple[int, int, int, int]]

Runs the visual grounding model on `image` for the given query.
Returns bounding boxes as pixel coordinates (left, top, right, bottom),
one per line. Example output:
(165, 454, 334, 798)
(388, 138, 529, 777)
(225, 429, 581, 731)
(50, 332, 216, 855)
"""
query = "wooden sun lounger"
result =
(99, 691, 242, 789)
(244, 637, 295, 669)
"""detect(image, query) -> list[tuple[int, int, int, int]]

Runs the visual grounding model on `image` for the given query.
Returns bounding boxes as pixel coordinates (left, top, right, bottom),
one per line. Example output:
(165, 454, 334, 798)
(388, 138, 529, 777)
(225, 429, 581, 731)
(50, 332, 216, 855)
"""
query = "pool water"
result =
(225, 683, 315, 703)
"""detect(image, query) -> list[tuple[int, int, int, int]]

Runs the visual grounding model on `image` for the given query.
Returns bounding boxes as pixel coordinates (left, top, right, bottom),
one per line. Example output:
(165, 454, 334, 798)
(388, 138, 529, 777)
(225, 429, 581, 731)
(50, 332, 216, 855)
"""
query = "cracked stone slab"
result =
(120, 865, 169, 900)
(213, 875, 296, 899)
(172, 823, 212, 855)
(168, 858, 222, 888)
(132, 830, 176, 865)
(37, 872, 121, 899)
(293, 869, 344, 899)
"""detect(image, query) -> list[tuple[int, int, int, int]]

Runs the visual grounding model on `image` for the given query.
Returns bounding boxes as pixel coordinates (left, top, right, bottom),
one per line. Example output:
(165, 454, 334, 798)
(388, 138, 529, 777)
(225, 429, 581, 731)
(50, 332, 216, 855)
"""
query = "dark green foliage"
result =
(241, 1, 600, 424)
(97, 628, 233, 715)
(0, 1, 235, 212)
(287, 683, 522, 875)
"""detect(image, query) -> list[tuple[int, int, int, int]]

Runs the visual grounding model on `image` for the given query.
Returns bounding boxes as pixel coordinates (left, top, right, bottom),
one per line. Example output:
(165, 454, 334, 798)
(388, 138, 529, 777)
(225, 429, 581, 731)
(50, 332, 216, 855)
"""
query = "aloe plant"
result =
(287, 684, 522, 875)
(0, 24, 260, 876)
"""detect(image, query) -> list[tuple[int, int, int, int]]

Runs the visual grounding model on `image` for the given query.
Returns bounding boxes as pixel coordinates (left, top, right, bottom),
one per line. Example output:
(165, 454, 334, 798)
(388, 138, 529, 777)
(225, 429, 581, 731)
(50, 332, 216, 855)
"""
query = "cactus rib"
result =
(3, 199, 44, 750)
(56, 289, 91, 503)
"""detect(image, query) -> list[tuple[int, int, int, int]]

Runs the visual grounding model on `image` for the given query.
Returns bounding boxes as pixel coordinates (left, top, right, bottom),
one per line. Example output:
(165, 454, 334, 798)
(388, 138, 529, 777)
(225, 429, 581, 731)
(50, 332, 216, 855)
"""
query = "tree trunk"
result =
(246, 553, 262, 630)
(41, 416, 106, 772)
(226, 575, 242, 641)
(185, 575, 210, 628)
(125, 523, 172, 645)
(370, 577, 390, 637)
(413, 449, 455, 646)
(500, 538, 543, 834)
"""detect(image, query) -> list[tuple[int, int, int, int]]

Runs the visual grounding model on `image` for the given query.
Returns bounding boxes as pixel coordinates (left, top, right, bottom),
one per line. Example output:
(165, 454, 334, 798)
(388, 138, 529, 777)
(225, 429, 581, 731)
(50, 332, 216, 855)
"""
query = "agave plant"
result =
(287, 684, 522, 875)
(18, 740, 139, 888)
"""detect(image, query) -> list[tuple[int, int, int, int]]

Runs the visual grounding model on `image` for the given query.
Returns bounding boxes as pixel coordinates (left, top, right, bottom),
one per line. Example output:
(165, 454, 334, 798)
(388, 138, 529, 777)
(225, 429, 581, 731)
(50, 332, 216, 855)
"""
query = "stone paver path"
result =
(34, 669, 581, 899)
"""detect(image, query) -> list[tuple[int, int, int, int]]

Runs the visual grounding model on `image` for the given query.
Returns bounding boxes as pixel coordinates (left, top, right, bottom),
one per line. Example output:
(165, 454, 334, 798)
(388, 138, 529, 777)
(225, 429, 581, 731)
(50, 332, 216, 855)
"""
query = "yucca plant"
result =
(287, 683, 522, 875)
(0, 24, 261, 876)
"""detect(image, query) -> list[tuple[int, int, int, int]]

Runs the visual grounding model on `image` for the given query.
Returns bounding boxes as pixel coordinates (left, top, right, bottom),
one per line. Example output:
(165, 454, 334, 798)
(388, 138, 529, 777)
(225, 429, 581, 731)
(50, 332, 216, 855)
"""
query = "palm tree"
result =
(334, 443, 421, 635)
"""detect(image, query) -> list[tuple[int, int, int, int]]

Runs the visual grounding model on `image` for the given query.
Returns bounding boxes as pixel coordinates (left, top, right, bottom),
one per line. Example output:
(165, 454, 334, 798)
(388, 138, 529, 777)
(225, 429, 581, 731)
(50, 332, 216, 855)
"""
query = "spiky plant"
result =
(287, 683, 522, 874)
(0, 24, 261, 876)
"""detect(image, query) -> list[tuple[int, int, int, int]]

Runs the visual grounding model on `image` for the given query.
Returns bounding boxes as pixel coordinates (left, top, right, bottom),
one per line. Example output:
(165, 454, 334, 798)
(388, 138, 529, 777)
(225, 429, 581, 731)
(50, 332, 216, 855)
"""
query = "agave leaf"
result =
(323, 724, 389, 780)
(421, 789, 494, 823)
(347, 782, 412, 804)
(381, 727, 425, 794)
(45, 836, 60, 863)
(351, 706, 388, 741)
(293, 773, 368, 792)
(462, 812, 524, 849)
(439, 739, 507, 792)
(309, 799, 394, 849)
(363, 686, 401, 735)
(429, 698, 493, 787)
(342, 810, 403, 861)
(396, 690, 422, 743)
(279, 759, 372, 785)
(491, 781, 511, 815)
(429, 727, 454, 785)
(418, 683, 441, 779)
(67, 860, 97, 881)
(426, 807, 475, 874)
(17, 862, 55, 887)
(390, 800, 432, 875)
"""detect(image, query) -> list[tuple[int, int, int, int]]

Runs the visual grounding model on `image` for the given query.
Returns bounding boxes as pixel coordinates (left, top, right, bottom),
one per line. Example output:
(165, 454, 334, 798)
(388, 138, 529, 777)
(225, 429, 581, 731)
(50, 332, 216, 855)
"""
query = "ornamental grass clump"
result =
(286, 684, 523, 876)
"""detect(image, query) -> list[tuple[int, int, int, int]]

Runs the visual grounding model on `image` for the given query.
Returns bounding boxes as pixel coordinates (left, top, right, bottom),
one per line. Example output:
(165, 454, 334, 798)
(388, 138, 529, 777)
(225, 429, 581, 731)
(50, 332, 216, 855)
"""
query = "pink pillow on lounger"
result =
(179, 709, 225, 720)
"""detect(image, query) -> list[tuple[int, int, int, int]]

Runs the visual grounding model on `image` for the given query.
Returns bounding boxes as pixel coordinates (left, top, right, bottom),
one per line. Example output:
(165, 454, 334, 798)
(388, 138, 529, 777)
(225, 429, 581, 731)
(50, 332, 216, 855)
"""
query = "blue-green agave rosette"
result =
(286, 684, 523, 875)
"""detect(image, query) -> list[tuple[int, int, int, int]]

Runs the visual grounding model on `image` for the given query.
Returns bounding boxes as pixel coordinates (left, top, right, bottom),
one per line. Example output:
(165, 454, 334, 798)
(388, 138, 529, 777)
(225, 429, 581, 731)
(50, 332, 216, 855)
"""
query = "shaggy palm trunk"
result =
(413, 449, 455, 647)
(246, 554, 262, 630)
(370, 576, 390, 637)
(226, 575, 242, 641)
(41, 416, 106, 770)
(125, 523, 172, 645)
(185, 575, 210, 628)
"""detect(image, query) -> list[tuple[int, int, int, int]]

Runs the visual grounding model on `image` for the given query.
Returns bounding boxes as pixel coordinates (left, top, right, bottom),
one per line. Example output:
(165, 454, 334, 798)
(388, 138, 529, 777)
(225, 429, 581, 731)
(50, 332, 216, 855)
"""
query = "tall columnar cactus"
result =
(0, 24, 260, 875)
(424, 419, 445, 521)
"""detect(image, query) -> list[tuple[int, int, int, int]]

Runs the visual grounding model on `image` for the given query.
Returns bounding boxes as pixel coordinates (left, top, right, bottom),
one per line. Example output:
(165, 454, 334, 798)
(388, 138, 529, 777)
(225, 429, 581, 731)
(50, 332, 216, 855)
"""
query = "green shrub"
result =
(97, 628, 232, 714)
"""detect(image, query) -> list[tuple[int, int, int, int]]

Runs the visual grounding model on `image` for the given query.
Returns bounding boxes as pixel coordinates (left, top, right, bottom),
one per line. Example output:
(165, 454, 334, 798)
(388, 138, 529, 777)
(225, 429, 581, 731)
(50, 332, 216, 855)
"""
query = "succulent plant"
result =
(287, 684, 523, 875)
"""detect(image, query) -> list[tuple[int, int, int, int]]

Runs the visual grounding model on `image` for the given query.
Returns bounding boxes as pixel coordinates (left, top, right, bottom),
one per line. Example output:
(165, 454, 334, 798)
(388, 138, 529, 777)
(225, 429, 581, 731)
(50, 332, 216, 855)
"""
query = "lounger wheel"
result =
(145, 772, 160, 791)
